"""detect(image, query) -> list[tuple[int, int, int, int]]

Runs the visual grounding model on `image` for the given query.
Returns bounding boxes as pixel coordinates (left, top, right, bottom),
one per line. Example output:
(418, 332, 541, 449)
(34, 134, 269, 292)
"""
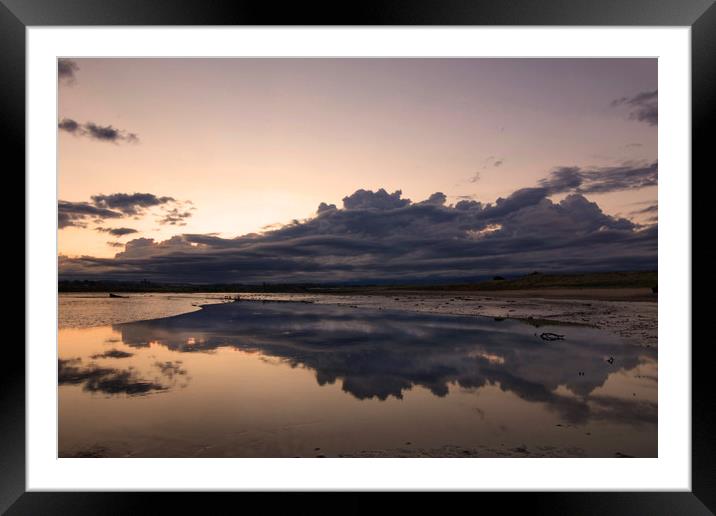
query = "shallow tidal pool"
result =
(58, 300, 657, 458)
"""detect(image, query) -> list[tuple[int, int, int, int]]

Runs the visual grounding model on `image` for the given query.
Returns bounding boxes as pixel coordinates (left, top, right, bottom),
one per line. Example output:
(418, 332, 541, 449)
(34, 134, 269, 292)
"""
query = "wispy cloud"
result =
(158, 207, 193, 226)
(92, 193, 174, 215)
(539, 162, 657, 195)
(95, 227, 139, 237)
(467, 156, 505, 184)
(631, 203, 657, 215)
(611, 90, 657, 126)
(58, 201, 123, 229)
(58, 118, 139, 144)
(629, 203, 657, 224)
(59, 192, 189, 230)
(58, 59, 79, 84)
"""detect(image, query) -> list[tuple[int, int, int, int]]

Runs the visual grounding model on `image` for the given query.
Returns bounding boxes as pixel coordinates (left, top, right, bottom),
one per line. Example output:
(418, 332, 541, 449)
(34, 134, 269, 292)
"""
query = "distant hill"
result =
(59, 270, 657, 293)
(391, 270, 658, 292)
(57, 280, 314, 293)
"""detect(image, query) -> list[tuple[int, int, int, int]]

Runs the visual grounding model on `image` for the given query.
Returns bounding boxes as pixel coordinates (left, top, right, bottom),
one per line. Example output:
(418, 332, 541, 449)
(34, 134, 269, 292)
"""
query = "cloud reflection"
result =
(59, 358, 166, 396)
(114, 302, 656, 426)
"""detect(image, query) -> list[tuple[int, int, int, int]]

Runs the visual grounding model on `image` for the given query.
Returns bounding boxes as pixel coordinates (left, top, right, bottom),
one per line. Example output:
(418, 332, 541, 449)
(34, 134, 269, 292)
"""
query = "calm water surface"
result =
(59, 292, 231, 329)
(58, 297, 657, 457)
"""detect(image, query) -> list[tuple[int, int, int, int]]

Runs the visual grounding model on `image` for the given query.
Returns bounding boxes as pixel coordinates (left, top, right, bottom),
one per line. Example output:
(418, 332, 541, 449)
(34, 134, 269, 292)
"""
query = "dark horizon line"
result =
(58, 269, 657, 293)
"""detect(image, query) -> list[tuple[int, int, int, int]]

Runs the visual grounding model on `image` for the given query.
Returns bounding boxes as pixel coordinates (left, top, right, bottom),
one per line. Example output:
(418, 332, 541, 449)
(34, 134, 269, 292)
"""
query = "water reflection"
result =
(111, 301, 656, 427)
(90, 349, 134, 359)
(59, 358, 167, 396)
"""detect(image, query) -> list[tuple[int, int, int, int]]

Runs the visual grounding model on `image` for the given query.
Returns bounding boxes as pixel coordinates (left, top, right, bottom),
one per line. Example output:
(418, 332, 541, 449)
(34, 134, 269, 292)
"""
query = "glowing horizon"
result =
(58, 58, 657, 282)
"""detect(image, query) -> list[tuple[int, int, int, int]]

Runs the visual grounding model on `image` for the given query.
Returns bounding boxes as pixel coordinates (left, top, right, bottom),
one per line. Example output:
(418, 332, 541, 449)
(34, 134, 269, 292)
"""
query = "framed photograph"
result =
(6, 0, 710, 512)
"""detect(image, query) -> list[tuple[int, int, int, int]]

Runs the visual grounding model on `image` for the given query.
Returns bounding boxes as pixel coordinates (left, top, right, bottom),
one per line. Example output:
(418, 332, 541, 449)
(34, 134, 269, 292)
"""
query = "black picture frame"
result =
(4, 0, 710, 513)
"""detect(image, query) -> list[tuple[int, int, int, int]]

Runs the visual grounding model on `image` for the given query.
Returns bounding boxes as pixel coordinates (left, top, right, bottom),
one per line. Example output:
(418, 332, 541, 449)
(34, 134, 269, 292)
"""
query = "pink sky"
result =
(58, 58, 656, 269)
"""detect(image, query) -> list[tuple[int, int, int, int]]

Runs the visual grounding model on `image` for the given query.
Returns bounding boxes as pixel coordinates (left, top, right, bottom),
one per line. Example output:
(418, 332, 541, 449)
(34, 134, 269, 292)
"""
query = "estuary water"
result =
(58, 296, 657, 458)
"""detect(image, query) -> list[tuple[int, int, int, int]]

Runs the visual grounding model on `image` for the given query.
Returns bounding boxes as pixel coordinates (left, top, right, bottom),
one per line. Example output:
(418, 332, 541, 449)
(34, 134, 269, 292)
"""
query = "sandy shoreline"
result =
(240, 288, 657, 349)
(60, 288, 657, 348)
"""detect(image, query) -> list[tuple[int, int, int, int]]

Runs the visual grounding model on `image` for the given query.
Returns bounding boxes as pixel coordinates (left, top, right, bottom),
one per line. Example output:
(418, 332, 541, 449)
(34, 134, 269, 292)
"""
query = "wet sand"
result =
(242, 288, 657, 350)
(339, 444, 592, 458)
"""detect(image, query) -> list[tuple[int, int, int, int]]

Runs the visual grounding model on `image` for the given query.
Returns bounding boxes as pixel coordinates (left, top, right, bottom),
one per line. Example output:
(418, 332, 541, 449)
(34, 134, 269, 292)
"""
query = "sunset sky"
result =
(58, 58, 657, 284)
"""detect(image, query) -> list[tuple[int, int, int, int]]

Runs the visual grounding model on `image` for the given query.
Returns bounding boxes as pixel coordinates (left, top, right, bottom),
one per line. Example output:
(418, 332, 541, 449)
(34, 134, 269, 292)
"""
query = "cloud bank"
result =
(115, 301, 657, 427)
(59, 182, 657, 284)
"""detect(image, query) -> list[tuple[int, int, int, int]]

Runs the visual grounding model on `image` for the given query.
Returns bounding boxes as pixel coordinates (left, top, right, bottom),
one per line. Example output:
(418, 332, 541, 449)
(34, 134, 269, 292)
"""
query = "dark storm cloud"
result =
(58, 59, 79, 83)
(58, 118, 139, 143)
(611, 90, 658, 126)
(92, 193, 175, 215)
(58, 200, 123, 229)
(480, 187, 548, 219)
(59, 182, 657, 284)
(419, 192, 447, 206)
(95, 227, 139, 237)
(539, 162, 657, 195)
(317, 202, 337, 214)
(539, 167, 583, 193)
(580, 163, 658, 194)
(342, 188, 411, 210)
